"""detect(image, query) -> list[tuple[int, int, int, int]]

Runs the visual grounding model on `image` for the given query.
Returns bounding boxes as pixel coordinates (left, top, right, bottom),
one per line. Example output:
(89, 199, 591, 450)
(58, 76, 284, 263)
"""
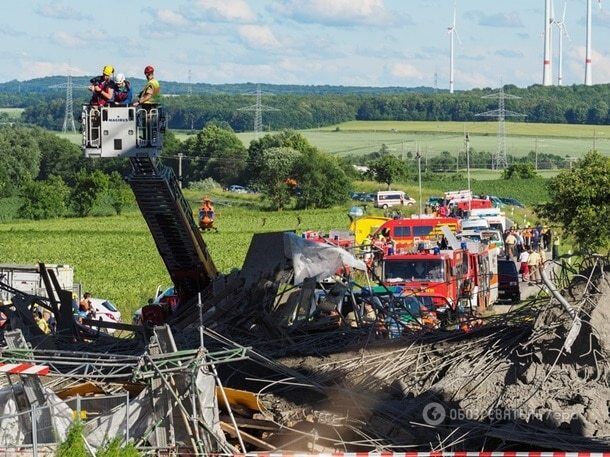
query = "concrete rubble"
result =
(0, 232, 607, 453)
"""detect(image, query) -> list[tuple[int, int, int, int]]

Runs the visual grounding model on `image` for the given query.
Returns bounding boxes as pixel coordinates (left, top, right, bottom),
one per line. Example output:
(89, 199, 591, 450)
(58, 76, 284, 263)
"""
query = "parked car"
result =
(497, 259, 521, 303)
(228, 185, 249, 193)
(351, 192, 365, 200)
(426, 197, 444, 208)
(87, 298, 121, 333)
(498, 197, 525, 208)
(488, 196, 504, 208)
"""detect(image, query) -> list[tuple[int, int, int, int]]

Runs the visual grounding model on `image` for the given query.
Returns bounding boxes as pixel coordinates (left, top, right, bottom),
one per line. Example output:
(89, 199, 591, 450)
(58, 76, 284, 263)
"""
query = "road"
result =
(493, 248, 553, 315)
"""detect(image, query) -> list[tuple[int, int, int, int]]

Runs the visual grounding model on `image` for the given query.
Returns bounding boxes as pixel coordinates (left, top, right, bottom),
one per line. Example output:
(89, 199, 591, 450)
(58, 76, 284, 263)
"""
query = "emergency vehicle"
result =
(374, 216, 460, 250)
(381, 241, 498, 315)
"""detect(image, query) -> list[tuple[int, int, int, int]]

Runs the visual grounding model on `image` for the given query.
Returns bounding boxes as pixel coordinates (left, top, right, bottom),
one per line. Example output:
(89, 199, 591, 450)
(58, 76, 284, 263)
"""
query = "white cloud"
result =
(459, 72, 495, 89)
(51, 31, 86, 48)
(271, 0, 409, 27)
(18, 60, 87, 79)
(193, 0, 256, 23)
(568, 46, 610, 84)
(388, 62, 423, 79)
(155, 9, 190, 27)
(142, 8, 222, 36)
(237, 25, 280, 49)
(35, 2, 92, 21)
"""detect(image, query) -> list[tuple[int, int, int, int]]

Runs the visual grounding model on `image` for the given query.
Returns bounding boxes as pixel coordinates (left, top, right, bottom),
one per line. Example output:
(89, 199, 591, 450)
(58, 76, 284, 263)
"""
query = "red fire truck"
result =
(374, 217, 460, 251)
(381, 242, 498, 314)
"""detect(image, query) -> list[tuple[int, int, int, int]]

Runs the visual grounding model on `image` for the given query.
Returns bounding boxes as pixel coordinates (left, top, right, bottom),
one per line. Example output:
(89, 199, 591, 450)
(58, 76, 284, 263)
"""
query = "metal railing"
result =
(0, 392, 132, 456)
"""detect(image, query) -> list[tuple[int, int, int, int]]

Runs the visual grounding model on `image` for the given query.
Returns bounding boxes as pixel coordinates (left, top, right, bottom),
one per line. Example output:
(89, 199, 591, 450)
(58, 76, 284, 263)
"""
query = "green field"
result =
(59, 119, 610, 159)
(0, 108, 24, 120)
(173, 120, 610, 159)
(0, 193, 349, 318)
(0, 181, 540, 318)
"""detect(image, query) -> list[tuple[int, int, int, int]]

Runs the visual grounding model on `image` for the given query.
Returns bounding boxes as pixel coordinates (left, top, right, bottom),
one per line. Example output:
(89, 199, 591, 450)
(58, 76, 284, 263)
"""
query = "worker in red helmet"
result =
(134, 65, 160, 106)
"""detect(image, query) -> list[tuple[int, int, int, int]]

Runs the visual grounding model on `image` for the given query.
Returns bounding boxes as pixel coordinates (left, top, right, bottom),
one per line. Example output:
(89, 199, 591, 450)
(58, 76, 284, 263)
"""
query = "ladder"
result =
(128, 155, 218, 305)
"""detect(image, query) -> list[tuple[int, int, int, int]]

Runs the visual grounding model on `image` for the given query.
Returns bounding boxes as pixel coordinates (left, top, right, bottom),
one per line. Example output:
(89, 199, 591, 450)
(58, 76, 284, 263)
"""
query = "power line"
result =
(475, 86, 525, 169)
(237, 84, 279, 139)
(49, 65, 87, 134)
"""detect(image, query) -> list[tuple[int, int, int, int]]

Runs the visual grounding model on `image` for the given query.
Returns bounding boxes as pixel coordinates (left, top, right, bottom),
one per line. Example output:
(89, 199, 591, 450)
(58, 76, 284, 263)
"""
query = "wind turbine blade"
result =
(562, 0, 567, 22)
(563, 24, 572, 42)
(551, 0, 555, 21)
(454, 28, 463, 45)
(453, 2, 457, 27)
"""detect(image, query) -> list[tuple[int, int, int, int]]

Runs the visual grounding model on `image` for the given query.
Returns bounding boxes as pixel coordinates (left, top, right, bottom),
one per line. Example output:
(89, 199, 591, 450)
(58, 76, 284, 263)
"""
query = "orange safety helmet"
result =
(144, 65, 154, 75)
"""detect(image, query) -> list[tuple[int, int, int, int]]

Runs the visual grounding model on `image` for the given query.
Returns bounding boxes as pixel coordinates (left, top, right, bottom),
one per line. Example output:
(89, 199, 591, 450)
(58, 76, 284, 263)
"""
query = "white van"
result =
(461, 218, 489, 231)
(375, 191, 416, 209)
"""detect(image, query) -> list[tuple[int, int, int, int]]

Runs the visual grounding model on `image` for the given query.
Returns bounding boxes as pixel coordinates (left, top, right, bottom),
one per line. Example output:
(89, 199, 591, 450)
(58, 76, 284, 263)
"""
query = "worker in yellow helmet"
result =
(134, 65, 160, 106)
(88, 65, 116, 107)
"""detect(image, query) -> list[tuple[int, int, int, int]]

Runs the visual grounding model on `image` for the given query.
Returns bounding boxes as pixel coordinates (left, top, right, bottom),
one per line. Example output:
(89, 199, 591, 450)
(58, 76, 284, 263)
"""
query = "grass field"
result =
(179, 120, 610, 159)
(0, 181, 540, 318)
(0, 108, 24, 120)
(59, 119, 610, 159)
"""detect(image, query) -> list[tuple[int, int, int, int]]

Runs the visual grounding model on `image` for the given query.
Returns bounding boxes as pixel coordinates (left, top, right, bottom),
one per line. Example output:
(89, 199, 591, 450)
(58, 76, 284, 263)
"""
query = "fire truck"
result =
(374, 216, 460, 251)
(381, 241, 498, 315)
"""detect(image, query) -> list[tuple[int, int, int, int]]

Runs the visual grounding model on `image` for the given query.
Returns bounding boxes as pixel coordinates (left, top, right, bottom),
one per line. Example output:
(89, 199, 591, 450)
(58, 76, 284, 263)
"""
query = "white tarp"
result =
(284, 232, 366, 285)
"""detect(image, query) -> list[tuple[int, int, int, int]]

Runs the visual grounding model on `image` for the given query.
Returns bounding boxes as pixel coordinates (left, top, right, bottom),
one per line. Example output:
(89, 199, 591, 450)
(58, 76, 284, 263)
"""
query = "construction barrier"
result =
(0, 363, 49, 375)
(247, 453, 610, 457)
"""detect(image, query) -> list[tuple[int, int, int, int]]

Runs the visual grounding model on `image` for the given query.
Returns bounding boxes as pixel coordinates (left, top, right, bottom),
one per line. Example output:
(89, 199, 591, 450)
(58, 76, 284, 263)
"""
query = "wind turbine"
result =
(554, 1, 570, 86)
(543, 0, 554, 85)
(448, 4, 461, 94)
(585, 0, 602, 86)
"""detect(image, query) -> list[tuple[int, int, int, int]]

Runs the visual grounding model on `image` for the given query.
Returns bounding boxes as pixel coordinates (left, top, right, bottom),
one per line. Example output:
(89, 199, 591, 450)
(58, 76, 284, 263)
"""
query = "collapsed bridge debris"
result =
(0, 228, 608, 453)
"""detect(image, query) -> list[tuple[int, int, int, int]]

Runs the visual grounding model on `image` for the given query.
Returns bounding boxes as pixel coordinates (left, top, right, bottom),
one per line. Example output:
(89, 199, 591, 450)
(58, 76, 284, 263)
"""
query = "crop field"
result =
(0, 180, 540, 318)
(0, 197, 349, 318)
(61, 119, 610, 160)
(223, 121, 610, 159)
(0, 108, 24, 119)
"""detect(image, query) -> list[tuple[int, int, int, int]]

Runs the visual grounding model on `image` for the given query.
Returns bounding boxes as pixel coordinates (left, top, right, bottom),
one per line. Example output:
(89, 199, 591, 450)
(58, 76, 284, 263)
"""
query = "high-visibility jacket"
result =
(142, 78, 161, 104)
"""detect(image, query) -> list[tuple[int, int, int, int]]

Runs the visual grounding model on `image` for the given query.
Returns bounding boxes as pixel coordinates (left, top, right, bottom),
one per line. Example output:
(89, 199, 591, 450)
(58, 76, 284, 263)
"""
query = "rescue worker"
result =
(88, 65, 116, 107)
(134, 65, 160, 106)
(112, 73, 133, 106)
(36, 310, 51, 335)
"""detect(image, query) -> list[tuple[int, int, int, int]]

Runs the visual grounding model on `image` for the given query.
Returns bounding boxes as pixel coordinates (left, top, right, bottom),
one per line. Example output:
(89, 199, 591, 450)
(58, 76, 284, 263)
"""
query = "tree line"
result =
(0, 124, 607, 251)
(8, 82, 610, 132)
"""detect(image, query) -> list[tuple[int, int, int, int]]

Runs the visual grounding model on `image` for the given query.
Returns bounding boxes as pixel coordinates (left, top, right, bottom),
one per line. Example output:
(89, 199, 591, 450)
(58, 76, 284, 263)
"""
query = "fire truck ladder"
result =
(128, 155, 218, 304)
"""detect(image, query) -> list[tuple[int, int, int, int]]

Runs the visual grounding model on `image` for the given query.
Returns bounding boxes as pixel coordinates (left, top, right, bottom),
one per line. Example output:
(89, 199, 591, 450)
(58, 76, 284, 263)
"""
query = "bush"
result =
(96, 438, 141, 457)
(501, 163, 539, 179)
(18, 176, 70, 220)
(188, 177, 222, 192)
(55, 421, 87, 457)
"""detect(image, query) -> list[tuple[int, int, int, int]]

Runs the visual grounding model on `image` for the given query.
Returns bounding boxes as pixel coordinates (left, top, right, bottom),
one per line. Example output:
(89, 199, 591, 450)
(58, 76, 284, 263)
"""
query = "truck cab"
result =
(82, 105, 165, 158)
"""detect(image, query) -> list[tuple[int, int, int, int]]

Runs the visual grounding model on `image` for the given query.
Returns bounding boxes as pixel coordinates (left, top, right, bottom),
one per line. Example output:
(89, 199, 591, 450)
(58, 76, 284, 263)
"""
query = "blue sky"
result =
(1, 0, 610, 88)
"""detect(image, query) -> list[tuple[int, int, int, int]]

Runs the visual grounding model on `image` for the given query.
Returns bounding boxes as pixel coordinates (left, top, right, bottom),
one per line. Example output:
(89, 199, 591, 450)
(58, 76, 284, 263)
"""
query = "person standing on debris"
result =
(134, 65, 160, 106)
(79, 292, 92, 313)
